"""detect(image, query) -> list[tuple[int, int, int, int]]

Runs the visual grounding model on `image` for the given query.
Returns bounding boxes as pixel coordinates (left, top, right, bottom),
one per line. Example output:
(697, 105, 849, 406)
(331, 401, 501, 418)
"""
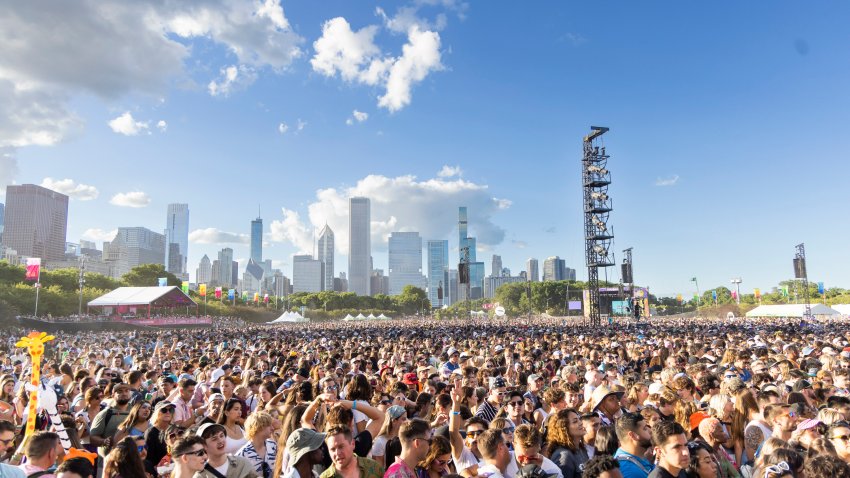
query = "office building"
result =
(293, 254, 323, 293)
(491, 255, 502, 277)
(427, 240, 449, 307)
(334, 272, 348, 292)
(526, 258, 539, 282)
(457, 207, 483, 300)
(250, 215, 263, 264)
(197, 254, 212, 284)
(444, 269, 459, 306)
(243, 258, 265, 294)
(370, 269, 389, 296)
(543, 256, 574, 282)
(485, 275, 526, 298)
(348, 197, 371, 296)
(0, 202, 4, 235)
(388, 232, 425, 296)
(2, 184, 69, 262)
(103, 227, 166, 279)
(215, 248, 234, 287)
(317, 224, 334, 291)
(164, 203, 189, 278)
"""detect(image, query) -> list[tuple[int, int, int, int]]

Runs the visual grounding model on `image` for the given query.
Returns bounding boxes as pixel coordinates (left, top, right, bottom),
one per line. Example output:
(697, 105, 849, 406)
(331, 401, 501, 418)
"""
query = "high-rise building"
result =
(444, 269, 459, 306)
(2, 184, 69, 262)
(216, 248, 234, 287)
(250, 215, 263, 264)
(0, 202, 4, 235)
(293, 255, 323, 293)
(242, 258, 265, 294)
(457, 207, 483, 300)
(231, 260, 239, 287)
(348, 197, 371, 296)
(164, 203, 189, 278)
(197, 254, 212, 284)
(485, 275, 526, 298)
(334, 272, 348, 292)
(526, 258, 539, 282)
(388, 232, 425, 296)
(317, 224, 334, 291)
(491, 255, 502, 277)
(543, 256, 572, 282)
(370, 269, 390, 296)
(103, 227, 166, 279)
(427, 240, 449, 307)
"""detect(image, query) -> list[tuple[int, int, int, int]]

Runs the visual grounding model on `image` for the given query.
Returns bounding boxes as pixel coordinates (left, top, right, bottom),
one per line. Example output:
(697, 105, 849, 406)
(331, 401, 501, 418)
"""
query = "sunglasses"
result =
(764, 461, 790, 475)
(460, 430, 485, 439)
(502, 427, 515, 434)
(138, 445, 147, 453)
(831, 435, 850, 442)
(508, 401, 523, 407)
(182, 449, 207, 458)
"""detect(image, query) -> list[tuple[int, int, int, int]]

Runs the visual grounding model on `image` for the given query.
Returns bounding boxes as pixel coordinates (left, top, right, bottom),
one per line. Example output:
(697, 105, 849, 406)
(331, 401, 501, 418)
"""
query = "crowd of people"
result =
(0, 315, 850, 478)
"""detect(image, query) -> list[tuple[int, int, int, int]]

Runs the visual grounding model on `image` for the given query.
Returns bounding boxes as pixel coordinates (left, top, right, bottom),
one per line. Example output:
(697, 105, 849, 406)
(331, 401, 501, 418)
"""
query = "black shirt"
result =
(145, 426, 168, 467)
(647, 466, 687, 478)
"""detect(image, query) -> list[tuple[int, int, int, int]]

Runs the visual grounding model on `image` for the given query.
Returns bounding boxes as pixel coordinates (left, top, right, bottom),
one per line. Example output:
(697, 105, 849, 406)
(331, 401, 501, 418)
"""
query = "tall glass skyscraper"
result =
(427, 240, 449, 307)
(165, 203, 189, 277)
(250, 215, 263, 264)
(388, 232, 424, 296)
(317, 224, 334, 291)
(2, 184, 68, 262)
(348, 197, 371, 296)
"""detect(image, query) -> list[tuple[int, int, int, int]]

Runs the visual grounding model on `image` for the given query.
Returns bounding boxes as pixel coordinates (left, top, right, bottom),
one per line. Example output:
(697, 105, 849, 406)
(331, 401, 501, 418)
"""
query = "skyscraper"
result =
(293, 255, 323, 293)
(0, 202, 4, 235)
(526, 258, 539, 282)
(103, 227, 166, 279)
(348, 197, 371, 296)
(543, 256, 570, 282)
(427, 240, 449, 307)
(317, 224, 334, 291)
(491, 255, 502, 277)
(164, 203, 189, 278)
(458, 207, 483, 300)
(2, 184, 69, 262)
(250, 215, 263, 264)
(388, 232, 425, 296)
(197, 254, 212, 284)
(216, 248, 234, 287)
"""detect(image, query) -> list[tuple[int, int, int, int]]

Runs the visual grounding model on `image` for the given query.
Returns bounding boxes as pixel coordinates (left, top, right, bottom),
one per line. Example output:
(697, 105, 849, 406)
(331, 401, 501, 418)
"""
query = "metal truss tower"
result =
(583, 126, 615, 327)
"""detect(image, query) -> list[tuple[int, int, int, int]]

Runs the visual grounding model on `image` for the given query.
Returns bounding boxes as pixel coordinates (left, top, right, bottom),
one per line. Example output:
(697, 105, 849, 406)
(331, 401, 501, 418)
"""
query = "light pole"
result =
(78, 255, 87, 316)
(691, 277, 701, 311)
(730, 278, 742, 305)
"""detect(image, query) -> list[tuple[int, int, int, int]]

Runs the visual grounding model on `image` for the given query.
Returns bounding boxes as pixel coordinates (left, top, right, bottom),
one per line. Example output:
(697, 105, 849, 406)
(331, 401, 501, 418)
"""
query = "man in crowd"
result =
(384, 419, 432, 478)
(195, 423, 258, 478)
(647, 422, 689, 478)
(0, 420, 24, 478)
(613, 413, 654, 478)
(475, 429, 511, 478)
(18, 432, 62, 478)
(321, 425, 383, 478)
(89, 383, 132, 456)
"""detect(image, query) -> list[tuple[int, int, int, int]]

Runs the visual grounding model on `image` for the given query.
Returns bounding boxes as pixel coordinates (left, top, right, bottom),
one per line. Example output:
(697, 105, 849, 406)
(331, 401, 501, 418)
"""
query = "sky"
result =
(2, 1, 849, 297)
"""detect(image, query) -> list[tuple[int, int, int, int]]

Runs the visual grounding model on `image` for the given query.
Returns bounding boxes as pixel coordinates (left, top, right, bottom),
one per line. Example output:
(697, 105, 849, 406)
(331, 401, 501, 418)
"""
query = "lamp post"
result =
(78, 255, 87, 316)
(730, 278, 742, 305)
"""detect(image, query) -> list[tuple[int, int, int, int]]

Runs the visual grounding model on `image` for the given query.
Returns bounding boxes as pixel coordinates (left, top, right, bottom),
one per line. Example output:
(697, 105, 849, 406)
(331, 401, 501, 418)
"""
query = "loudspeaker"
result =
(459, 263, 469, 284)
(793, 258, 807, 279)
(621, 263, 633, 284)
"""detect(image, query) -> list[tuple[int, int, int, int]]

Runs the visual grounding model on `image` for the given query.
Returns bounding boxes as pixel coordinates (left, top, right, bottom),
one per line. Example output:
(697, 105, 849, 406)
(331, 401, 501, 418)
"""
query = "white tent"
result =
(343, 314, 355, 321)
(271, 311, 307, 323)
(367, 313, 377, 320)
(745, 304, 839, 318)
(355, 313, 366, 320)
(378, 314, 389, 320)
(832, 304, 850, 315)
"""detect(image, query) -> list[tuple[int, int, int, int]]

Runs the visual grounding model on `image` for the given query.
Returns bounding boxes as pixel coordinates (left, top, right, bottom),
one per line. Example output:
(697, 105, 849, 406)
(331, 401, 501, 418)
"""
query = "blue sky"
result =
(2, 1, 848, 296)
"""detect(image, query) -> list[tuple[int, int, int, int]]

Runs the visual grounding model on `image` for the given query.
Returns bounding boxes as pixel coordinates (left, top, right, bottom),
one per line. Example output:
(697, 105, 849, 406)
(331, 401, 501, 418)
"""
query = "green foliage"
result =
(121, 264, 180, 287)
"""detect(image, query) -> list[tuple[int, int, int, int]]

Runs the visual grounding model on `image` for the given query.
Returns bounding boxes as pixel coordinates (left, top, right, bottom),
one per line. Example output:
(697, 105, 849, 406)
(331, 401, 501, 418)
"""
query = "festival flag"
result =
(242, 291, 248, 301)
(25, 258, 41, 281)
(712, 290, 717, 301)
(228, 289, 235, 300)
(731, 291, 738, 300)
(676, 294, 683, 304)
(253, 292, 259, 303)
(199, 284, 207, 297)
(781, 285, 789, 297)
(693, 293, 699, 303)
(818, 282, 825, 294)
(157, 277, 167, 287)
(263, 294, 269, 304)
(754, 288, 761, 299)
(214, 287, 222, 299)
(182, 281, 189, 294)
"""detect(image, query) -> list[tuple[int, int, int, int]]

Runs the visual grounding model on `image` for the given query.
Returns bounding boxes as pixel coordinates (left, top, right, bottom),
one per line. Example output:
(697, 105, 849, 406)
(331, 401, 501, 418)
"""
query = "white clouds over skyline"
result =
(437, 165, 462, 178)
(40, 177, 99, 200)
(188, 228, 249, 244)
(109, 191, 151, 208)
(655, 175, 680, 186)
(108, 112, 149, 136)
(81, 228, 118, 242)
(346, 110, 369, 125)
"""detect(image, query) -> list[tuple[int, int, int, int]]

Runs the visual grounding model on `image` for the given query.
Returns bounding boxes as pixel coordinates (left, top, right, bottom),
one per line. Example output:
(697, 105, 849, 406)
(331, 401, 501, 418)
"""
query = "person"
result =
(684, 442, 717, 478)
(415, 436, 451, 478)
(647, 421, 690, 478)
(583, 455, 623, 478)
(195, 423, 259, 478)
(696, 417, 738, 478)
(114, 401, 152, 442)
(170, 436, 208, 478)
(802, 454, 850, 477)
(145, 401, 175, 469)
(613, 412, 654, 478)
(476, 378, 507, 425)
(172, 379, 198, 428)
(90, 383, 133, 457)
(372, 406, 407, 469)
(829, 421, 850, 463)
(475, 430, 511, 478)
(18, 431, 62, 478)
(594, 427, 619, 457)
(581, 414, 602, 458)
(591, 387, 625, 428)
(219, 399, 248, 455)
(282, 428, 326, 478)
(236, 412, 278, 478)
(508, 424, 563, 478)
(448, 381, 488, 477)
(502, 393, 528, 427)
(545, 409, 589, 478)
(55, 457, 95, 478)
(0, 420, 25, 478)
(385, 419, 432, 478)
(320, 425, 383, 478)
(103, 436, 147, 478)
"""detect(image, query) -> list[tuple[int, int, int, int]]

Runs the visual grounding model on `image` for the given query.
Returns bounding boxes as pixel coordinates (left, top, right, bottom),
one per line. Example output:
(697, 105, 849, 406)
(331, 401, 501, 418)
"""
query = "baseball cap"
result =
(196, 423, 226, 438)
(154, 401, 176, 413)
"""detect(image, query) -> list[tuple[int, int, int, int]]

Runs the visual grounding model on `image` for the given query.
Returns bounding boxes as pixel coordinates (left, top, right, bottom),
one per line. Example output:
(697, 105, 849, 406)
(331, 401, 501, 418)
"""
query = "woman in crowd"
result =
(145, 402, 175, 467)
(545, 409, 589, 478)
(219, 398, 248, 454)
(416, 435, 452, 478)
(103, 436, 148, 478)
(114, 401, 152, 442)
(489, 417, 516, 450)
(686, 441, 720, 478)
(371, 405, 407, 467)
(236, 411, 278, 478)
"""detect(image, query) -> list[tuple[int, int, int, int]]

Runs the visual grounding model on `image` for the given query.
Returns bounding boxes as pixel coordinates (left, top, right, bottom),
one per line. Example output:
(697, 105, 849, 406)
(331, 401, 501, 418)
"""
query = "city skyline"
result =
(1, 2, 848, 296)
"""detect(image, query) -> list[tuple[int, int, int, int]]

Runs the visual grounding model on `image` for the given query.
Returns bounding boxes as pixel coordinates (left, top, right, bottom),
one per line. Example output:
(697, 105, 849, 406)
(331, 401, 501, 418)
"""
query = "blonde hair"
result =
(244, 411, 274, 440)
(818, 408, 843, 427)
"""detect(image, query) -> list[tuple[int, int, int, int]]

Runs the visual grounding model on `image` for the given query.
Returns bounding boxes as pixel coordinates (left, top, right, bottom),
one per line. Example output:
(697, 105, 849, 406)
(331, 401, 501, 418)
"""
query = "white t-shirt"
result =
(453, 446, 480, 475)
(477, 463, 506, 478)
(214, 460, 230, 477)
(370, 435, 389, 458)
(505, 454, 564, 478)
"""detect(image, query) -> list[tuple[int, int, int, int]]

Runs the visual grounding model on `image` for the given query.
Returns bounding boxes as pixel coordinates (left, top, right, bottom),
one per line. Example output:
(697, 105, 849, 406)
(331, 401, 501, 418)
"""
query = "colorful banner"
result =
(181, 281, 189, 294)
(114, 316, 212, 326)
(818, 282, 825, 294)
(263, 294, 269, 303)
(781, 285, 789, 297)
(157, 277, 167, 287)
(693, 293, 699, 303)
(25, 258, 41, 281)
(731, 291, 738, 300)
(214, 287, 222, 299)
(199, 284, 207, 297)
(242, 291, 248, 301)
(253, 292, 259, 303)
(676, 294, 683, 304)
(754, 288, 761, 299)
(712, 290, 717, 301)
(228, 289, 235, 300)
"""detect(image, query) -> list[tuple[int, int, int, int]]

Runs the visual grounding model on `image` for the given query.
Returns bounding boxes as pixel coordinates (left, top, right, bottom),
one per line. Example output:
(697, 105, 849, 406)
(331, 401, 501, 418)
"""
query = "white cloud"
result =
(156, 120, 167, 132)
(311, 18, 442, 112)
(108, 112, 149, 136)
(40, 177, 99, 200)
(347, 110, 369, 125)
(278, 122, 289, 134)
(268, 173, 508, 255)
(437, 165, 462, 178)
(494, 198, 512, 210)
(81, 228, 118, 242)
(207, 65, 257, 97)
(512, 240, 528, 249)
(188, 228, 249, 244)
(375, 6, 447, 34)
(655, 175, 680, 187)
(109, 191, 151, 208)
(296, 119, 306, 132)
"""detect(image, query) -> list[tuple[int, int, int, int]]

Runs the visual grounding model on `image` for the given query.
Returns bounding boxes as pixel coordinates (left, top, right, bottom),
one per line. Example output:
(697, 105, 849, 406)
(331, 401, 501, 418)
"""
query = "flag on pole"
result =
(157, 277, 167, 287)
(693, 293, 699, 303)
(818, 282, 825, 294)
(781, 285, 789, 297)
(199, 284, 207, 297)
(182, 281, 189, 294)
(731, 291, 738, 300)
(25, 258, 41, 281)
(690, 277, 697, 282)
(676, 294, 683, 303)
(215, 287, 222, 299)
(253, 293, 259, 303)
(242, 291, 248, 301)
(228, 289, 235, 300)
(263, 294, 269, 303)
(712, 290, 717, 301)
(754, 288, 761, 299)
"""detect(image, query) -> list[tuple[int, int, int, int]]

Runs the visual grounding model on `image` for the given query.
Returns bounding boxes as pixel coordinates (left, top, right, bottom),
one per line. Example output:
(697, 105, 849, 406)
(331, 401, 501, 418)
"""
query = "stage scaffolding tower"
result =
(583, 126, 615, 327)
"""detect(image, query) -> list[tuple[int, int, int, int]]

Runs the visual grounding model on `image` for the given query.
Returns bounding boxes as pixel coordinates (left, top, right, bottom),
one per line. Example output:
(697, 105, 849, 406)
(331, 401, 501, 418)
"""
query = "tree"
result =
(121, 264, 180, 287)
(396, 285, 428, 314)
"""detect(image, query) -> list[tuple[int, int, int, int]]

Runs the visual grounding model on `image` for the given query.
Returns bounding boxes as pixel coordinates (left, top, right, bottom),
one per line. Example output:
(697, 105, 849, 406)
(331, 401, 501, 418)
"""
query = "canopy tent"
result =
(367, 313, 377, 320)
(378, 314, 389, 320)
(355, 313, 366, 320)
(745, 304, 839, 318)
(88, 286, 196, 318)
(271, 311, 308, 323)
(343, 314, 355, 321)
(832, 304, 850, 315)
